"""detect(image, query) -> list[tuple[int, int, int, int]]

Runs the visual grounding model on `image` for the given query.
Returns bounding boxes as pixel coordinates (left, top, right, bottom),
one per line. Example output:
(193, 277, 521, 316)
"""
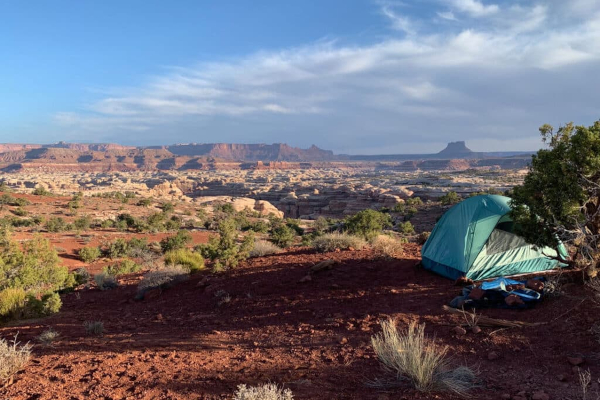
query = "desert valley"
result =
(0, 140, 597, 400)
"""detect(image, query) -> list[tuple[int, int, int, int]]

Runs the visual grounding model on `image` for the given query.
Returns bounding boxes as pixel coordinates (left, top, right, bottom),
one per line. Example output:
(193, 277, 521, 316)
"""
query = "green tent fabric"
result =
(421, 194, 568, 281)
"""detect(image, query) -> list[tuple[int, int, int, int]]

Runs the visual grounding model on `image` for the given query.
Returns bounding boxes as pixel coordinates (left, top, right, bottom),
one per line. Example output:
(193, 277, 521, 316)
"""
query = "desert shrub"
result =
(233, 383, 294, 400)
(103, 259, 141, 276)
(270, 225, 296, 248)
(160, 230, 192, 253)
(105, 238, 129, 259)
(0, 233, 69, 293)
(164, 216, 182, 231)
(439, 191, 461, 206)
(137, 198, 152, 207)
(417, 231, 431, 245)
(392, 203, 406, 213)
(160, 202, 175, 213)
(78, 246, 101, 263)
(0, 288, 27, 319)
(371, 319, 477, 395)
(313, 216, 330, 234)
(11, 207, 27, 217)
(0, 336, 32, 383)
(41, 292, 62, 315)
(136, 266, 189, 298)
(243, 220, 270, 234)
(405, 197, 423, 206)
(73, 215, 92, 231)
(45, 217, 68, 233)
(0, 182, 11, 193)
(313, 233, 366, 253)
(250, 240, 282, 257)
(94, 273, 118, 291)
(84, 321, 104, 336)
(198, 218, 255, 271)
(371, 235, 403, 259)
(345, 209, 392, 241)
(37, 328, 59, 345)
(399, 221, 415, 235)
(164, 248, 204, 272)
(100, 219, 115, 229)
(73, 267, 91, 285)
(32, 186, 51, 196)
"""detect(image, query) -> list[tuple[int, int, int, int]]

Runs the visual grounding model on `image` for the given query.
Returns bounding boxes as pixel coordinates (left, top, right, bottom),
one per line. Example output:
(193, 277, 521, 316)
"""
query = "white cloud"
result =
(54, 0, 600, 152)
(449, 0, 499, 17)
(437, 11, 457, 21)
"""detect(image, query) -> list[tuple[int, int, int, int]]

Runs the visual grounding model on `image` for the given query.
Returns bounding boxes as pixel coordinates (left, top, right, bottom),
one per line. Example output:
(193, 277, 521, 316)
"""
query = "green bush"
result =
(103, 259, 141, 276)
(164, 248, 205, 272)
(11, 207, 27, 217)
(137, 198, 152, 207)
(313, 216, 330, 234)
(41, 292, 62, 315)
(439, 191, 461, 206)
(405, 197, 423, 206)
(0, 288, 27, 319)
(198, 218, 255, 270)
(161, 202, 175, 213)
(33, 186, 51, 196)
(270, 225, 296, 248)
(313, 233, 366, 253)
(160, 230, 192, 253)
(78, 246, 101, 263)
(345, 209, 392, 241)
(417, 231, 431, 245)
(45, 217, 68, 233)
(399, 221, 415, 235)
(105, 238, 129, 259)
(73, 267, 91, 285)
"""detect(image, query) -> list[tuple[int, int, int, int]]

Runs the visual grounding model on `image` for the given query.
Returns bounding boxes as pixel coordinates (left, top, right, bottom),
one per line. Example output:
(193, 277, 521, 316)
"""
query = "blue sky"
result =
(1, 0, 599, 154)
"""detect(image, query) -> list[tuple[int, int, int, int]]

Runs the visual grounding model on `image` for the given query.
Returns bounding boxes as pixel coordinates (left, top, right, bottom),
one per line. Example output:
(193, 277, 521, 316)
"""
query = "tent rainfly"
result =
(421, 194, 568, 281)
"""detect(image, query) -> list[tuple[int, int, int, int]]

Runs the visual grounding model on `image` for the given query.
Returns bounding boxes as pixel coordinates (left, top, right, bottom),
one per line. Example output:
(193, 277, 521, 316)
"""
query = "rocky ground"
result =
(0, 244, 596, 400)
(1, 167, 524, 219)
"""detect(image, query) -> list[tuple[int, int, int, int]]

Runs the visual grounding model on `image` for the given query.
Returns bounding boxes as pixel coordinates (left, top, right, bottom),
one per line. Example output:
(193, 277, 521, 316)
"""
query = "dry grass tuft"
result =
(371, 318, 477, 395)
(84, 321, 104, 336)
(371, 235, 403, 259)
(0, 336, 32, 383)
(233, 383, 294, 400)
(249, 240, 282, 257)
(312, 233, 366, 253)
(94, 273, 118, 291)
(137, 266, 189, 298)
(37, 328, 60, 345)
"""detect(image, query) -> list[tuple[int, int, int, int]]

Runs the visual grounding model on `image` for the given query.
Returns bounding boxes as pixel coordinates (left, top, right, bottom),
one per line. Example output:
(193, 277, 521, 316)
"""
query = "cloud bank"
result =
(56, 0, 600, 154)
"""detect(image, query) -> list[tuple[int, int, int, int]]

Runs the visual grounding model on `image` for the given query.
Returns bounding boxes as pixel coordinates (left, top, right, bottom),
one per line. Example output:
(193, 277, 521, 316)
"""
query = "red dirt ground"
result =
(0, 244, 596, 400)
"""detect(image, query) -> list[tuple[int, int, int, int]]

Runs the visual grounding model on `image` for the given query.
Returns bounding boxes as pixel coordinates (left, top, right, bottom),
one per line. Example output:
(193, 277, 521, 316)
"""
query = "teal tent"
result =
(421, 195, 568, 281)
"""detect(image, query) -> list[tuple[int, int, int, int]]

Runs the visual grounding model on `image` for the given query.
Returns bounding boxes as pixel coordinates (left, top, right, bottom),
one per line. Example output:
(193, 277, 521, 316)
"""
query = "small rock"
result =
(557, 374, 566, 382)
(348, 247, 355, 251)
(532, 391, 549, 400)
(299, 275, 312, 283)
(471, 325, 482, 334)
(500, 394, 511, 400)
(311, 259, 336, 273)
(339, 337, 348, 345)
(526, 279, 544, 292)
(453, 326, 467, 336)
(567, 356, 584, 366)
(505, 294, 525, 307)
(487, 351, 499, 361)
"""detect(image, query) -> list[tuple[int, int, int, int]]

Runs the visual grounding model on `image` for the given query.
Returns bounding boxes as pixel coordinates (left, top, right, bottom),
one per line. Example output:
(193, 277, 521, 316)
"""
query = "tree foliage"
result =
(345, 209, 392, 241)
(511, 121, 600, 262)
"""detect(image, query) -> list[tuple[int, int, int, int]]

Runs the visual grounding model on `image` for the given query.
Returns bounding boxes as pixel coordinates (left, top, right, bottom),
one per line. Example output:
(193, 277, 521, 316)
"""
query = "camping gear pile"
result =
(421, 194, 568, 281)
(450, 277, 546, 309)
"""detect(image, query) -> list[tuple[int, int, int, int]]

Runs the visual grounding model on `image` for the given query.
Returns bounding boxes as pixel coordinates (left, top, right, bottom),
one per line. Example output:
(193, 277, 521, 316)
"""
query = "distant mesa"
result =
(436, 141, 479, 159)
